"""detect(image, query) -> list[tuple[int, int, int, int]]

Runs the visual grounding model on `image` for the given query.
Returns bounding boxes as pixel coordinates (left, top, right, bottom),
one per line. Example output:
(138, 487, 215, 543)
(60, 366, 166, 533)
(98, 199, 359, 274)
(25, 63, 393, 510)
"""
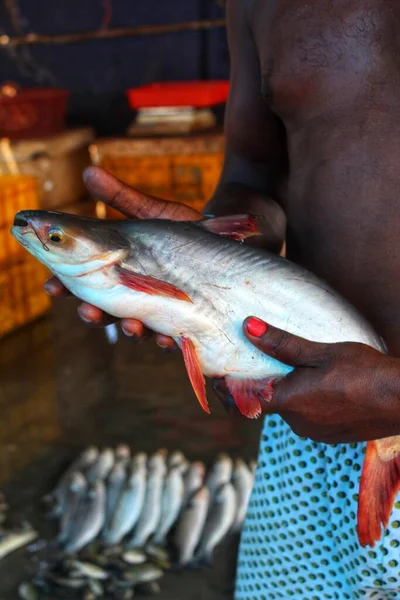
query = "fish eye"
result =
(48, 228, 65, 244)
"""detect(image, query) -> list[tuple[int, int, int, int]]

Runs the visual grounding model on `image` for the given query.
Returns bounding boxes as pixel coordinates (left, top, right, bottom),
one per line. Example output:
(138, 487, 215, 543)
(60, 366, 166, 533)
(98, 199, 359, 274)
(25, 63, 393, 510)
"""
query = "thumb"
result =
(83, 166, 201, 221)
(243, 316, 329, 367)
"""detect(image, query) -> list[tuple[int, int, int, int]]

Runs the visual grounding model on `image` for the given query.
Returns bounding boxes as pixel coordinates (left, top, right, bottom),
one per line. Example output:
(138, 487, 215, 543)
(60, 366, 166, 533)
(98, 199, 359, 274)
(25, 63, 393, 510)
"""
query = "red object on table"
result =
(0, 87, 69, 139)
(127, 81, 230, 109)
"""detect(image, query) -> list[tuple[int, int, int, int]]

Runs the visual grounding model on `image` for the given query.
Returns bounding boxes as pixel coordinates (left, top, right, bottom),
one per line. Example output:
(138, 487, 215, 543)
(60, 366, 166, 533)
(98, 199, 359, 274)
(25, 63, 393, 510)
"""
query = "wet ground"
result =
(0, 296, 262, 599)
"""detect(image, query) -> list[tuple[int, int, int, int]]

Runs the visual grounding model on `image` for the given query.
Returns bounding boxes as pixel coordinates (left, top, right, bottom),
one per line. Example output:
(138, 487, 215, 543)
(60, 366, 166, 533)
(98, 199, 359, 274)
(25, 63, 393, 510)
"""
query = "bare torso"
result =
(231, 0, 400, 353)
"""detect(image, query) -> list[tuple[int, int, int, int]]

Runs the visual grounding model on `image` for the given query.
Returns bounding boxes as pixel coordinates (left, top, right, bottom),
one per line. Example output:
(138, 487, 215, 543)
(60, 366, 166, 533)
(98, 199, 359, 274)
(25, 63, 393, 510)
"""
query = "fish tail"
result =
(357, 440, 400, 547)
(193, 547, 213, 567)
(224, 376, 276, 419)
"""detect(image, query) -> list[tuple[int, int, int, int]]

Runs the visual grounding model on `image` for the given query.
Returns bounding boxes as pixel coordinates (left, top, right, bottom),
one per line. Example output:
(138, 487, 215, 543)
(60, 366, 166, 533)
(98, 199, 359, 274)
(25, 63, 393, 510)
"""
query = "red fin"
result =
(116, 266, 192, 303)
(199, 215, 261, 241)
(224, 376, 275, 419)
(357, 439, 400, 547)
(181, 337, 210, 414)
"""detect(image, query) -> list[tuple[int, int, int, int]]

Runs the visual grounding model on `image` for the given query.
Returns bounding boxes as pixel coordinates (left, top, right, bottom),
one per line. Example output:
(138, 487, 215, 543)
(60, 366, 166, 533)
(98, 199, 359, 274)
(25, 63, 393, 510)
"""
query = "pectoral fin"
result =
(181, 337, 210, 414)
(357, 438, 400, 547)
(116, 266, 192, 303)
(198, 215, 261, 241)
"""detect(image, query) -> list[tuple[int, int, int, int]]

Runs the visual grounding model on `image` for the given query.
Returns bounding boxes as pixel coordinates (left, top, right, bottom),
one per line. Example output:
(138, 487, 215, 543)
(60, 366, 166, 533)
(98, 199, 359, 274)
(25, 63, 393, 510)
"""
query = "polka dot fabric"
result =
(235, 415, 400, 600)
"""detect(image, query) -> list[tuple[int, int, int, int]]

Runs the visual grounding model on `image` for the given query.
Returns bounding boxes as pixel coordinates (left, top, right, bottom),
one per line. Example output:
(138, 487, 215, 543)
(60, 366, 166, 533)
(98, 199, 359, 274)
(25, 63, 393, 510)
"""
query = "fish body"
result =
(195, 482, 236, 564)
(105, 463, 146, 545)
(0, 528, 38, 559)
(182, 462, 205, 506)
(102, 462, 126, 539)
(86, 448, 114, 483)
(128, 463, 164, 548)
(58, 471, 87, 544)
(64, 481, 106, 553)
(230, 459, 254, 532)
(48, 446, 98, 515)
(153, 465, 184, 545)
(174, 486, 209, 566)
(11, 210, 397, 547)
(206, 454, 233, 506)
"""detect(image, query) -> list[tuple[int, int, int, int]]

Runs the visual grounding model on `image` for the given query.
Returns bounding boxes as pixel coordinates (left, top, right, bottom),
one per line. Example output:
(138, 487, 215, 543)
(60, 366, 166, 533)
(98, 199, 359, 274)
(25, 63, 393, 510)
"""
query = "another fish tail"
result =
(357, 439, 400, 547)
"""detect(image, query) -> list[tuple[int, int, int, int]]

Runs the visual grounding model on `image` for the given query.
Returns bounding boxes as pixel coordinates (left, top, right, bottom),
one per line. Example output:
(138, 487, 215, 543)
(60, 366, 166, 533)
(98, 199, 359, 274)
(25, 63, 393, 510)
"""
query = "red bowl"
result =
(0, 88, 69, 139)
(127, 81, 230, 109)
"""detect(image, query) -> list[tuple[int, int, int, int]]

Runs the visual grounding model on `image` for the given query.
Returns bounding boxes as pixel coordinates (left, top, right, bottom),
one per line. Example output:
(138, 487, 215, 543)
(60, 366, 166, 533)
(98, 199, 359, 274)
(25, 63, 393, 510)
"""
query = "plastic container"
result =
(127, 81, 230, 109)
(0, 87, 69, 139)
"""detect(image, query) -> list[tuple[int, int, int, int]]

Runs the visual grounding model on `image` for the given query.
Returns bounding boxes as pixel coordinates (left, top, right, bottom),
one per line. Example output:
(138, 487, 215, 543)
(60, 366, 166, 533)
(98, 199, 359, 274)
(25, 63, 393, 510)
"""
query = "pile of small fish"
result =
(0, 491, 39, 563)
(17, 446, 255, 598)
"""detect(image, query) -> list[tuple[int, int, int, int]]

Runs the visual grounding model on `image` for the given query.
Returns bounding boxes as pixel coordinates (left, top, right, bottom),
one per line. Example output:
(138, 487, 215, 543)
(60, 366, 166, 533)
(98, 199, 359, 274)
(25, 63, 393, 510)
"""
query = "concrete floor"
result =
(0, 298, 262, 599)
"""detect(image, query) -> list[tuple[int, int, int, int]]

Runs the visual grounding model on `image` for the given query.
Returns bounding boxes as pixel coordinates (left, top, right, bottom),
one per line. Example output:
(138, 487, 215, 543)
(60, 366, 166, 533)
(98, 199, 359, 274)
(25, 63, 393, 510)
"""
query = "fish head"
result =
(11, 210, 130, 278)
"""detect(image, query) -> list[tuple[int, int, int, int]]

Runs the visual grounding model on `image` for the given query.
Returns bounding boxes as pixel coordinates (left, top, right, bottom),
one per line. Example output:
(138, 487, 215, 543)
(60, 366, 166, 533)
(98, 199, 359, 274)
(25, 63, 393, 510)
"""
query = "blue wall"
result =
(0, 0, 229, 134)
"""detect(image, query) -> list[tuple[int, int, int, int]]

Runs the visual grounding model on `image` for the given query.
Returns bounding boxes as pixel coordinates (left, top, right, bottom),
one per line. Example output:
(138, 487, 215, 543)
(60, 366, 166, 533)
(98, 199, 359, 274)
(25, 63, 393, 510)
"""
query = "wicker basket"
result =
(90, 133, 224, 214)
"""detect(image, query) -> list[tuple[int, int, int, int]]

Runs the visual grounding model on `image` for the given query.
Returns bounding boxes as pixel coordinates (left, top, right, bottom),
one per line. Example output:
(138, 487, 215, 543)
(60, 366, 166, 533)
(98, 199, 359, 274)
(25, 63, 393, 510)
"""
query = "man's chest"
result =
(249, 0, 400, 119)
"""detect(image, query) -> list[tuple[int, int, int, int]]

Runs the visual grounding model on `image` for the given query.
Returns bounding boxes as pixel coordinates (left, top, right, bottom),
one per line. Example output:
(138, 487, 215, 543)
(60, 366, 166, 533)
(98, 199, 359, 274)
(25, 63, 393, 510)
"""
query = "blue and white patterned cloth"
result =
(235, 415, 400, 600)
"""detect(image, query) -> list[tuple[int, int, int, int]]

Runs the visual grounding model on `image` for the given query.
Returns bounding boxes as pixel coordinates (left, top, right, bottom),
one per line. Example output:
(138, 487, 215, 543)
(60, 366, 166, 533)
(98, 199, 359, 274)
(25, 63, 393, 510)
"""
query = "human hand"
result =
(215, 317, 398, 443)
(45, 166, 201, 349)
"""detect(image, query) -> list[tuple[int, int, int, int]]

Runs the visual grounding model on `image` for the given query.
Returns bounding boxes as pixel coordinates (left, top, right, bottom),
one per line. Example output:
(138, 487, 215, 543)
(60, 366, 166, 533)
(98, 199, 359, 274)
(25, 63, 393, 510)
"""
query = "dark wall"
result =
(0, 0, 229, 134)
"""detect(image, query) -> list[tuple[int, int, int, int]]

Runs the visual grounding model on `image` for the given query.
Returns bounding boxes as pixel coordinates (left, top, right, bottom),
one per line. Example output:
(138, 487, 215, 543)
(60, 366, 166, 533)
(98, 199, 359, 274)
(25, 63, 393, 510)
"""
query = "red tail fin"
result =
(357, 439, 400, 547)
(224, 376, 275, 419)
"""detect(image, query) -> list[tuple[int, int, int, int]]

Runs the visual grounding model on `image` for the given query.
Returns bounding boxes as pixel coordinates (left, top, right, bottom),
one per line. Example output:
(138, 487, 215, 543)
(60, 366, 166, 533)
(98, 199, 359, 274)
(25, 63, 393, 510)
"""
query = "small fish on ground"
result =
(174, 486, 209, 566)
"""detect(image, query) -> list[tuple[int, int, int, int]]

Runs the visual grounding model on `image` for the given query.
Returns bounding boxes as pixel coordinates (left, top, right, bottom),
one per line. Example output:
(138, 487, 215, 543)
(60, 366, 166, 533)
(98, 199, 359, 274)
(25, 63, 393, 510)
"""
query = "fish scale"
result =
(11, 210, 398, 548)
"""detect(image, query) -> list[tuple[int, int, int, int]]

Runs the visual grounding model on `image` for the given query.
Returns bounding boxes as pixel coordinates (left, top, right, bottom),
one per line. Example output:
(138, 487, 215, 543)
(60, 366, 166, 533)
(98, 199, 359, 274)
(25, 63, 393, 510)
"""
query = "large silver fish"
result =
(206, 454, 232, 506)
(64, 481, 106, 553)
(174, 486, 209, 566)
(86, 448, 114, 483)
(58, 471, 87, 544)
(11, 210, 397, 547)
(105, 462, 146, 545)
(230, 458, 254, 533)
(102, 462, 126, 540)
(128, 463, 164, 548)
(195, 482, 236, 564)
(153, 464, 184, 546)
(182, 461, 205, 507)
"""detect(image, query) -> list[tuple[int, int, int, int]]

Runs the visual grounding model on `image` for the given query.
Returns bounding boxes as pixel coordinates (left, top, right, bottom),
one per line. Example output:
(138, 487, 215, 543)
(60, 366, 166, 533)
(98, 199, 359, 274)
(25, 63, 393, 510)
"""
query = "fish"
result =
(115, 444, 131, 465)
(102, 462, 126, 539)
(153, 465, 184, 545)
(168, 451, 186, 469)
(206, 454, 233, 505)
(122, 563, 163, 584)
(128, 462, 165, 548)
(18, 582, 39, 600)
(69, 560, 108, 580)
(105, 462, 146, 545)
(122, 549, 147, 564)
(86, 448, 114, 483)
(58, 471, 87, 544)
(132, 452, 147, 469)
(11, 209, 396, 547)
(148, 450, 167, 474)
(0, 528, 38, 559)
(64, 480, 106, 553)
(182, 461, 205, 506)
(230, 459, 254, 532)
(46, 446, 98, 515)
(174, 486, 209, 566)
(194, 482, 236, 565)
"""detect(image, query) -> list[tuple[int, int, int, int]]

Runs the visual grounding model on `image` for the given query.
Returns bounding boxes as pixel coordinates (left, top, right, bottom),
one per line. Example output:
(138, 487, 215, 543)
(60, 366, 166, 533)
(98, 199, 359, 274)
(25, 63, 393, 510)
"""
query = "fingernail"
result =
(246, 317, 268, 337)
(121, 326, 134, 337)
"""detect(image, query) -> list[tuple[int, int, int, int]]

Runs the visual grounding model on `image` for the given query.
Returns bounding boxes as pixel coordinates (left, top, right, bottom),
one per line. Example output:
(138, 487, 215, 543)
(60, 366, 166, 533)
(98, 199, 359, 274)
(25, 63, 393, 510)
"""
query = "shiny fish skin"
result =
(102, 462, 126, 539)
(115, 444, 131, 465)
(64, 481, 106, 553)
(153, 465, 184, 546)
(69, 559, 108, 580)
(195, 482, 236, 564)
(123, 563, 163, 584)
(174, 486, 209, 566)
(86, 448, 114, 483)
(148, 450, 167, 474)
(128, 464, 164, 548)
(0, 529, 38, 559)
(231, 459, 254, 532)
(122, 549, 147, 564)
(49, 447, 98, 515)
(105, 463, 146, 545)
(206, 454, 233, 505)
(58, 471, 87, 544)
(182, 462, 205, 507)
(168, 451, 185, 469)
